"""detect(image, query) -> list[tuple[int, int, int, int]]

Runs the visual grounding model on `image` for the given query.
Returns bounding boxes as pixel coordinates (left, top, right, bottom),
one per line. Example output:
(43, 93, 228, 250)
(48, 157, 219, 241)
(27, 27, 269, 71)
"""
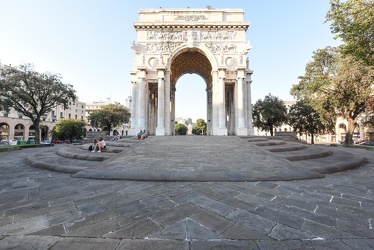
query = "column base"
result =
(156, 127, 165, 136)
(236, 127, 248, 136)
(214, 127, 228, 136)
(247, 127, 255, 136)
(128, 128, 138, 136)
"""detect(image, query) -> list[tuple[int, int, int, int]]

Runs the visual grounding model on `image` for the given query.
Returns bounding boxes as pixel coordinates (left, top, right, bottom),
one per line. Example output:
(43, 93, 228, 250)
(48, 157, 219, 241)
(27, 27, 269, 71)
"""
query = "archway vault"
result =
(170, 48, 212, 88)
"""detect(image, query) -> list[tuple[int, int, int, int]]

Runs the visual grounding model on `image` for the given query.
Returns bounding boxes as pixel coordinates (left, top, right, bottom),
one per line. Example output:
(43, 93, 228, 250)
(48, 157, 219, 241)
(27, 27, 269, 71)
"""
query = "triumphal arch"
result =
(129, 8, 254, 136)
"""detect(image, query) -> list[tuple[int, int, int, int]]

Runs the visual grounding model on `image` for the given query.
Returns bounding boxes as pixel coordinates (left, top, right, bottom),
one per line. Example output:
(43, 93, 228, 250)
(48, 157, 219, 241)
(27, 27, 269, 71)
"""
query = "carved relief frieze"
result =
(146, 43, 182, 53)
(147, 30, 237, 41)
(205, 43, 237, 53)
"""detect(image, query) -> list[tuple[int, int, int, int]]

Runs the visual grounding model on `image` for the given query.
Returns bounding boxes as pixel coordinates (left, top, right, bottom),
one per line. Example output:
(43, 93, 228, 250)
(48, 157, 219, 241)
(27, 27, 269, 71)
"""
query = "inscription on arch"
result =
(175, 15, 208, 21)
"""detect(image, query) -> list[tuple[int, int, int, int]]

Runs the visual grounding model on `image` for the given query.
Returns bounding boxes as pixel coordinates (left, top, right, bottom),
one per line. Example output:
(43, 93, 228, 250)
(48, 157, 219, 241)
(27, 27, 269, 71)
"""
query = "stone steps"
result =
(247, 137, 367, 174)
(24, 136, 367, 182)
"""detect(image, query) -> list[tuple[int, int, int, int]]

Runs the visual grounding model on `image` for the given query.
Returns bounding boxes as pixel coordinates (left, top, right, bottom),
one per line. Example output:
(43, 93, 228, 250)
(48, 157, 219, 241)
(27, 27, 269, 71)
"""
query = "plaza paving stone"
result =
(0, 136, 373, 249)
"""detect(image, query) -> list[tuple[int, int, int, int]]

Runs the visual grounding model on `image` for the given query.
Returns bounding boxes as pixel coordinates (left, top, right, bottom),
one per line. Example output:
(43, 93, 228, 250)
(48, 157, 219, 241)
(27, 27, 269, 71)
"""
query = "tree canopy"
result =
(52, 118, 85, 142)
(290, 46, 374, 144)
(326, 0, 374, 66)
(252, 94, 288, 136)
(287, 101, 328, 144)
(193, 118, 207, 135)
(175, 123, 188, 135)
(89, 103, 130, 133)
(0, 63, 76, 144)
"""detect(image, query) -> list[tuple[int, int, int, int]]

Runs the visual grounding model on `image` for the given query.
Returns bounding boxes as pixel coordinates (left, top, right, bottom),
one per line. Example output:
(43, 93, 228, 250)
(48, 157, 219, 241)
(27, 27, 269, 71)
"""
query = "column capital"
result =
(236, 68, 246, 79)
(157, 69, 165, 79)
(218, 69, 226, 78)
(137, 69, 147, 79)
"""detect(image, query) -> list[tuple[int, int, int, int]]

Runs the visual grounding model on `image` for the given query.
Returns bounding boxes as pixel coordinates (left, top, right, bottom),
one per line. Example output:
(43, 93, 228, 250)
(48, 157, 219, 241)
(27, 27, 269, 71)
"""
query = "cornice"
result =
(133, 22, 249, 31)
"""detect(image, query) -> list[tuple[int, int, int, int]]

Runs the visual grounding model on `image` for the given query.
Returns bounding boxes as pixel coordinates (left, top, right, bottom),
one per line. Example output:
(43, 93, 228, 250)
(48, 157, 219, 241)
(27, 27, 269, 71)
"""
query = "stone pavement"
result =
(0, 137, 373, 249)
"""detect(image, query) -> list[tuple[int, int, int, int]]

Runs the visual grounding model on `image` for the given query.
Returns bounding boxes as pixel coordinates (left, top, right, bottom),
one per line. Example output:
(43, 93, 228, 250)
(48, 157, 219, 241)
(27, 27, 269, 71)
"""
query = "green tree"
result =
(326, 0, 374, 66)
(291, 47, 374, 144)
(194, 118, 207, 135)
(175, 123, 188, 135)
(89, 103, 130, 134)
(252, 94, 288, 136)
(0, 63, 76, 144)
(287, 101, 328, 144)
(52, 118, 85, 142)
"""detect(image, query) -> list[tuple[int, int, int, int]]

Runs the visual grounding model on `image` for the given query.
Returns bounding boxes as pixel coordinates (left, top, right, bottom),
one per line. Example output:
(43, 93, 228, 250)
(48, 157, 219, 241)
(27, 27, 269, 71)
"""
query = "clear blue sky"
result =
(0, 0, 341, 122)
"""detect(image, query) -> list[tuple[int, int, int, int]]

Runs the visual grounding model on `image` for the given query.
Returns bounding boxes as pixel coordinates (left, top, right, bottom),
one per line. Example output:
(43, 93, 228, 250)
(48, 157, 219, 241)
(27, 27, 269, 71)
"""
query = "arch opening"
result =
(170, 48, 212, 135)
(175, 74, 207, 127)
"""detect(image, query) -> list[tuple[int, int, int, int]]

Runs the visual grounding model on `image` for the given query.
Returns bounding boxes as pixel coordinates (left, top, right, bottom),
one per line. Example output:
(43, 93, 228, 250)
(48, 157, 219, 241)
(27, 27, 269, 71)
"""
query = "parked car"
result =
(359, 141, 374, 146)
(0, 141, 9, 146)
(356, 139, 368, 144)
(41, 140, 53, 144)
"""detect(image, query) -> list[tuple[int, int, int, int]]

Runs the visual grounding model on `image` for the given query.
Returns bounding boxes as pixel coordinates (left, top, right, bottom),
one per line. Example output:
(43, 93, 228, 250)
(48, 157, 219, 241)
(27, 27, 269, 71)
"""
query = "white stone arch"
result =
(165, 44, 216, 134)
(130, 8, 254, 136)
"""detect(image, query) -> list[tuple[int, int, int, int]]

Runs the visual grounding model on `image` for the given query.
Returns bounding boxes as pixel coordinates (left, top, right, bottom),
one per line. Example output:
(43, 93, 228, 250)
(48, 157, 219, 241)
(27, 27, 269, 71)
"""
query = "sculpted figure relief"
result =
(146, 31, 237, 42)
(146, 43, 182, 53)
(205, 43, 237, 53)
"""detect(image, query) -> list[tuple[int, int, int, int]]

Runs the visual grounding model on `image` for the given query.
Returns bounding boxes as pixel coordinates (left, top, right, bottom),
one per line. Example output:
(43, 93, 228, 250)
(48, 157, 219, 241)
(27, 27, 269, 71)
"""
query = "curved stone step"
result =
(269, 145, 332, 161)
(246, 137, 269, 142)
(265, 144, 307, 152)
(57, 146, 112, 161)
(80, 143, 126, 153)
(293, 149, 368, 174)
(255, 141, 286, 146)
(25, 148, 94, 174)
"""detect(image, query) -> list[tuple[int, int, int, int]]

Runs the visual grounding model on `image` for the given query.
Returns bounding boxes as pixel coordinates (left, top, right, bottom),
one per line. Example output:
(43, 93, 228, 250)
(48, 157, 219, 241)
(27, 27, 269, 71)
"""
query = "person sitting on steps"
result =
(94, 137, 106, 152)
(141, 129, 148, 140)
(137, 129, 143, 140)
(91, 139, 98, 152)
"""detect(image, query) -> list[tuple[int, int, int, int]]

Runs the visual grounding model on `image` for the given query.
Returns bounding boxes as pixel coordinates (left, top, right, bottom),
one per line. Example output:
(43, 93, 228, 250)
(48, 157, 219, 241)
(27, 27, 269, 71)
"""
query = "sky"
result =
(0, 0, 341, 122)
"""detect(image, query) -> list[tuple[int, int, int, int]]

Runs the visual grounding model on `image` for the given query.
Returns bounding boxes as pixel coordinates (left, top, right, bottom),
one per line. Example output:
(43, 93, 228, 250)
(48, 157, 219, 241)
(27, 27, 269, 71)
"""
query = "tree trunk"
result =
(345, 118, 356, 145)
(270, 126, 274, 136)
(34, 117, 41, 144)
(311, 132, 315, 144)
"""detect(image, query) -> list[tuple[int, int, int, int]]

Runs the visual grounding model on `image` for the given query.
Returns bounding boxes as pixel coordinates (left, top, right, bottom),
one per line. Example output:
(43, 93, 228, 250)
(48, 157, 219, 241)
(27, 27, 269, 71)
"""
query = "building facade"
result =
(0, 63, 86, 142)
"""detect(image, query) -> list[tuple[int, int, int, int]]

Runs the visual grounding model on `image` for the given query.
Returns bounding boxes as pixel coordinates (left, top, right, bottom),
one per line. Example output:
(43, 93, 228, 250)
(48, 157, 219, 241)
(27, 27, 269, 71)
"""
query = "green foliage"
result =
(287, 101, 328, 144)
(175, 123, 188, 135)
(52, 118, 85, 142)
(193, 118, 207, 135)
(326, 0, 374, 66)
(89, 103, 130, 133)
(290, 46, 374, 144)
(0, 63, 77, 144)
(252, 94, 288, 136)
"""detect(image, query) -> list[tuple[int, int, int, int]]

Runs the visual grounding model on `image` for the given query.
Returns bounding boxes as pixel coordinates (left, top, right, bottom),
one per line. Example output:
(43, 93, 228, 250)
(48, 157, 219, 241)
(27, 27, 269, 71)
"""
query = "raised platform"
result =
(24, 136, 367, 182)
